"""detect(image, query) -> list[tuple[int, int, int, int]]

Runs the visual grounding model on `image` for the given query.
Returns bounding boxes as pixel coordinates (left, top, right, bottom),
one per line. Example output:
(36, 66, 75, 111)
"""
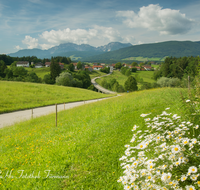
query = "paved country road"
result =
(0, 97, 115, 129)
(91, 72, 116, 94)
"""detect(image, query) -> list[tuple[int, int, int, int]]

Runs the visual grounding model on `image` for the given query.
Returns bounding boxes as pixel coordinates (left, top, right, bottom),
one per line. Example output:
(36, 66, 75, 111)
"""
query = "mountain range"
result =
(8, 41, 200, 62)
(8, 42, 132, 59)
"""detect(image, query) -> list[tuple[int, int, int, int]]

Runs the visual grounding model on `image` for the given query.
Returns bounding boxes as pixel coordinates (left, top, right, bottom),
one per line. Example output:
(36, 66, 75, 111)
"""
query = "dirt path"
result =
(0, 97, 113, 129)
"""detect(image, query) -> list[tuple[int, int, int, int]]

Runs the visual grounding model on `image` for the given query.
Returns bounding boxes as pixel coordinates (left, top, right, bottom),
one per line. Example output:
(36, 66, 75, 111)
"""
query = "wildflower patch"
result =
(118, 108, 200, 190)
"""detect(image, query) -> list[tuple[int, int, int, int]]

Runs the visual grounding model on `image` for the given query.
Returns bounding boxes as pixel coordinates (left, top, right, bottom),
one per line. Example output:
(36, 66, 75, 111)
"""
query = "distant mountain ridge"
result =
(83, 41, 200, 62)
(8, 41, 200, 62)
(8, 42, 132, 59)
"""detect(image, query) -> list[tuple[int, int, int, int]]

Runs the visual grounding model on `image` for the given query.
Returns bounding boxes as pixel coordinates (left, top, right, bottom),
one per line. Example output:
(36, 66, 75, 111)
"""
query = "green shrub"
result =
(56, 72, 74, 86)
(124, 76, 138, 92)
(157, 77, 181, 87)
(43, 74, 55, 84)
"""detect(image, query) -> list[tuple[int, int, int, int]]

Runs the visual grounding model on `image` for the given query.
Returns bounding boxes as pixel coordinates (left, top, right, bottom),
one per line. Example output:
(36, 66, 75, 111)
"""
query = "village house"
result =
(73, 63, 78, 70)
(135, 66, 141, 71)
(45, 62, 51, 67)
(35, 62, 43, 68)
(93, 65, 103, 70)
(16, 61, 29, 67)
(143, 65, 152, 71)
(84, 66, 93, 72)
(107, 65, 114, 72)
(45, 62, 64, 69)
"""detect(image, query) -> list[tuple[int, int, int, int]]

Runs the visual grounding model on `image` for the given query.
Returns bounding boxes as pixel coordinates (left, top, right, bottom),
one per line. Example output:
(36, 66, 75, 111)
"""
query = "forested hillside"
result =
(84, 41, 200, 62)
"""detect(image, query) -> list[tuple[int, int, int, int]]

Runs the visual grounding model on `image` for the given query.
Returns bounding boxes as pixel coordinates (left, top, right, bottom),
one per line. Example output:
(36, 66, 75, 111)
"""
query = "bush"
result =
(157, 77, 181, 87)
(43, 74, 55, 84)
(131, 67, 137, 72)
(56, 72, 74, 86)
(117, 85, 125, 93)
(100, 67, 110, 74)
(121, 67, 129, 75)
(25, 72, 41, 83)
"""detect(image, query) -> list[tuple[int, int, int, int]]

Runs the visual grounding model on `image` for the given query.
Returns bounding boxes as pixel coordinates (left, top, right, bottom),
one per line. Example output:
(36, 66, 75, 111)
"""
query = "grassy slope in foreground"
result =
(0, 88, 188, 189)
(0, 81, 114, 113)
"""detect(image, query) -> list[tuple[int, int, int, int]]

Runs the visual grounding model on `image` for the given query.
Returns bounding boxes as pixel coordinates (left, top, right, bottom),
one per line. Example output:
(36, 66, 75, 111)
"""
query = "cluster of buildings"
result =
(16, 61, 64, 69)
(16, 61, 153, 71)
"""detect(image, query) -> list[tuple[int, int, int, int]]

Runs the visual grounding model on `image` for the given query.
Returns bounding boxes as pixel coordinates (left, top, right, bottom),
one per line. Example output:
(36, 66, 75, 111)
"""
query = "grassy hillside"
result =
(84, 41, 200, 61)
(96, 70, 155, 89)
(0, 88, 189, 189)
(0, 81, 114, 113)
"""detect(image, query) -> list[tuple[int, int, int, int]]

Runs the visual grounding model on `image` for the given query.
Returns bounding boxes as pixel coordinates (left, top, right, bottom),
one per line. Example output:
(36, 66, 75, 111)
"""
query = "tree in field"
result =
(0, 60, 7, 78)
(131, 62, 138, 67)
(124, 76, 138, 92)
(50, 58, 61, 82)
(115, 62, 122, 69)
(68, 63, 75, 72)
(125, 69, 131, 76)
(56, 72, 75, 87)
(43, 74, 54, 84)
(77, 61, 82, 70)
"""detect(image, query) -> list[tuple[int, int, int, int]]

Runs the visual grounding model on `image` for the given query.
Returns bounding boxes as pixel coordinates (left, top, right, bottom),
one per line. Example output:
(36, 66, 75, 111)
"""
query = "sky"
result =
(0, 0, 200, 54)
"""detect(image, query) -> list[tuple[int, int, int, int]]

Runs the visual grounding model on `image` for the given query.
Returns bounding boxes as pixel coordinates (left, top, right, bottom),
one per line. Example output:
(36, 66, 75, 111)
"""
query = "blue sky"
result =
(0, 0, 200, 54)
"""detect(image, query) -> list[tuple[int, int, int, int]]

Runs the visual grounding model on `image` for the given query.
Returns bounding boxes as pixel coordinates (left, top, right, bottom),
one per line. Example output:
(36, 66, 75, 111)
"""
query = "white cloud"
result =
(22, 26, 126, 50)
(116, 4, 194, 35)
(22, 35, 39, 49)
(39, 44, 55, 50)
(39, 26, 122, 47)
(15, 45, 23, 50)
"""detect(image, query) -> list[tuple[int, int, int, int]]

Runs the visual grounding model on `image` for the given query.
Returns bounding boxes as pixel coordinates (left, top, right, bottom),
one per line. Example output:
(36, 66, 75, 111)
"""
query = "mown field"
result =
(0, 88, 189, 189)
(0, 81, 114, 113)
(96, 70, 156, 89)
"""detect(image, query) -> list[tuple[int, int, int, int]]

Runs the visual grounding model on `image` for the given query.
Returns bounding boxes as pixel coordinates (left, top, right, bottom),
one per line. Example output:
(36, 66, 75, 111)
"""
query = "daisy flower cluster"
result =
(118, 108, 200, 190)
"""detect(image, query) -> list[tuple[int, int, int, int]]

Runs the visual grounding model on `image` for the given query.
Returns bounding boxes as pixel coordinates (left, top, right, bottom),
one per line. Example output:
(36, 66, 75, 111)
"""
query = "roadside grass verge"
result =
(0, 88, 188, 189)
(0, 81, 114, 113)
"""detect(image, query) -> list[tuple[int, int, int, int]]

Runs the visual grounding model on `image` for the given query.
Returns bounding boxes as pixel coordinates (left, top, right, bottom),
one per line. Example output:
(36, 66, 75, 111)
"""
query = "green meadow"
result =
(89, 70, 108, 79)
(25, 67, 50, 79)
(0, 81, 114, 113)
(96, 70, 156, 88)
(122, 56, 166, 62)
(0, 88, 189, 189)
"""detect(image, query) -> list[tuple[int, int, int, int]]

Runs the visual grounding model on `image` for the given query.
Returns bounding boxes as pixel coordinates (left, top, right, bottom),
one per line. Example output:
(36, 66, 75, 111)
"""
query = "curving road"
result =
(91, 72, 116, 94)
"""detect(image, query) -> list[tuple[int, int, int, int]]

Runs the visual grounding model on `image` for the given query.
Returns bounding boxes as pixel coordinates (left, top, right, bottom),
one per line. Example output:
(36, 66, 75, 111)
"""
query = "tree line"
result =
(0, 54, 72, 65)
(0, 55, 92, 90)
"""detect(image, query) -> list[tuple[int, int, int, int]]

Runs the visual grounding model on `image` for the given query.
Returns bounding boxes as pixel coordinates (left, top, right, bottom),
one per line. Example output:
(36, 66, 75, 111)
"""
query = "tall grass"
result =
(0, 88, 188, 189)
(0, 81, 114, 113)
